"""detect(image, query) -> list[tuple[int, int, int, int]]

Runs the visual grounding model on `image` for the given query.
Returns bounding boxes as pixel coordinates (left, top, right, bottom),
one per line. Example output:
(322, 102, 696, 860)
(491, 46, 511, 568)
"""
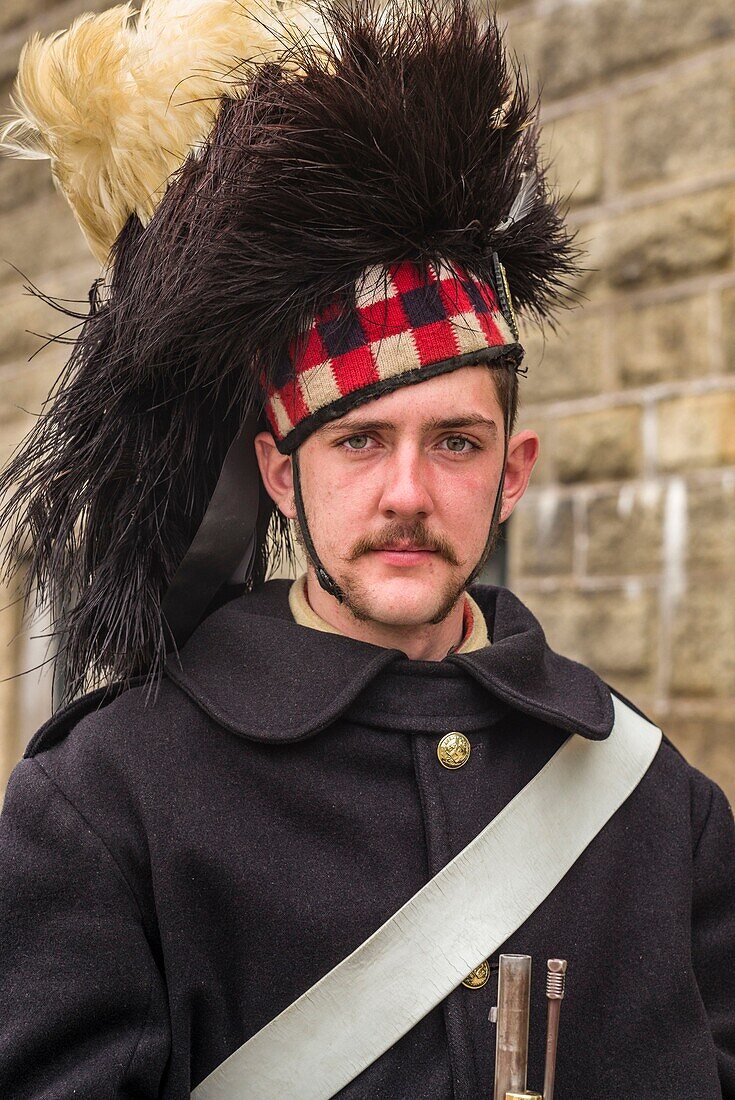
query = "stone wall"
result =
(0, 0, 105, 789)
(0, 0, 733, 802)
(503, 0, 735, 801)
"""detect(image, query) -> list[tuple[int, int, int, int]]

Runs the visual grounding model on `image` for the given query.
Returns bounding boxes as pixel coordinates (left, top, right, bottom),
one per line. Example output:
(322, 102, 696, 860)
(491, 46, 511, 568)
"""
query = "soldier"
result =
(0, 0, 733, 1096)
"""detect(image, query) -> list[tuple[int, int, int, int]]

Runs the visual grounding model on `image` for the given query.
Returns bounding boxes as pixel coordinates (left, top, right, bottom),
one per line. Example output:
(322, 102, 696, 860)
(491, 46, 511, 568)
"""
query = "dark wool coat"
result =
(0, 581, 734, 1099)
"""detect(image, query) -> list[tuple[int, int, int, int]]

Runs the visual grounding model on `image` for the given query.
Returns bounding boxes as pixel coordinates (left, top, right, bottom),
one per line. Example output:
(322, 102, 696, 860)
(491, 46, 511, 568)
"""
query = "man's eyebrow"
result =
(320, 418, 395, 435)
(321, 415, 498, 437)
(425, 416, 498, 437)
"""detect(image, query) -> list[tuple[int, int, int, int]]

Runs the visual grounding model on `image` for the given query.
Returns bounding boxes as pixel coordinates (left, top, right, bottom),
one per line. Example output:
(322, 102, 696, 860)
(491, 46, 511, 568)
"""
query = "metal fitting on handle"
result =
(546, 958, 567, 1000)
(543, 958, 568, 1100)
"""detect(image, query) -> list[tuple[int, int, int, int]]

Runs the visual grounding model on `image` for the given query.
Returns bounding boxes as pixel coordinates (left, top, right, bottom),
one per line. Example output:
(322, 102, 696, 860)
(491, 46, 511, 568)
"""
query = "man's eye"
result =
(443, 436, 475, 453)
(343, 435, 371, 450)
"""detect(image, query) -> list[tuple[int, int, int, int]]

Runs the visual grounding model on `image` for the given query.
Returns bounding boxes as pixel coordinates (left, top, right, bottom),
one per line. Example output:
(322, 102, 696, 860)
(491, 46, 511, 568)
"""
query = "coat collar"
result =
(165, 580, 615, 743)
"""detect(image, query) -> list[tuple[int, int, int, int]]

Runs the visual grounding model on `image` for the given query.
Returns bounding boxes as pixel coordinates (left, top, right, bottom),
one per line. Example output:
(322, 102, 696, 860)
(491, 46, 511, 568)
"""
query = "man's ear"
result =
(500, 429, 539, 523)
(254, 432, 297, 519)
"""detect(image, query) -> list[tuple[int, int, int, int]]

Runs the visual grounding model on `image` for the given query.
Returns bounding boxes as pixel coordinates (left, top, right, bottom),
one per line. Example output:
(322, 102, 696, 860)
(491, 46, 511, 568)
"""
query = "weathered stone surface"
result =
(504, 14, 543, 87)
(535, 4, 604, 99)
(616, 62, 735, 190)
(579, 584, 659, 675)
(586, 481, 664, 574)
(0, 284, 64, 366)
(0, 265, 97, 367)
(543, 108, 605, 206)
(670, 579, 735, 697)
(614, 295, 711, 388)
(0, 589, 20, 795)
(0, 158, 57, 216)
(514, 414, 554, 485)
(662, 706, 735, 807)
(607, 189, 734, 290)
(567, 219, 609, 299)
(514, 581, 659, 683)
(520, 312, 606, 403)
(0, 0, 58, 35)
(0, 0, 111, 83)
(599, 0, 735, 80)
(507, 490, 575, 578)
(724, 287, 735, 373)
(555, 405, 642, 484)
(685, 474, 735, 573)
(511, 585, 590, 666)
(536, 0, 735, 100)
(0, 190, 92, 287)
(0, 360, 62, 433)
(657, 392, 735, 472)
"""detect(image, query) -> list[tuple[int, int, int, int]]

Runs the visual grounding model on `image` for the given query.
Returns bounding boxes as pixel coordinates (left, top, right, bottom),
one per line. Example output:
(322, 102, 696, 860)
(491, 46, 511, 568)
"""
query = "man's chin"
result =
(336, 563, 466, 628)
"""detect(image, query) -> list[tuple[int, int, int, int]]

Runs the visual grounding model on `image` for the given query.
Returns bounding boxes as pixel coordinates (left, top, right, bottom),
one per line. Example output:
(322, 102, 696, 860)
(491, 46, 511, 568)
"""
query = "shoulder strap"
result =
(192, 694, 662, 1100)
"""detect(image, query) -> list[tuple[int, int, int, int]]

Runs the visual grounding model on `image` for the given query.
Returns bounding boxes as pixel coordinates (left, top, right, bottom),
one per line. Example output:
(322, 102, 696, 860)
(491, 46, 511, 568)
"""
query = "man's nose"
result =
(377, 445, 434, 518)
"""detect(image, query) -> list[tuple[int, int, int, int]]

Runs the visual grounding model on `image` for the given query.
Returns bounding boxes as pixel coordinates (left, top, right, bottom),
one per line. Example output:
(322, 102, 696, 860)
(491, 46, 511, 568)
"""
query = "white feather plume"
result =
(494, 170, 536, 234)
(0, 0, 323, 264)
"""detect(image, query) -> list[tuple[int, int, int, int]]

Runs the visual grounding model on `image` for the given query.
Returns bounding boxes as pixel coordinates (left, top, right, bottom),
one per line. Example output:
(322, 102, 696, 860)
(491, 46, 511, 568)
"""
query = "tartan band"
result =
(265, 259, 524, 453)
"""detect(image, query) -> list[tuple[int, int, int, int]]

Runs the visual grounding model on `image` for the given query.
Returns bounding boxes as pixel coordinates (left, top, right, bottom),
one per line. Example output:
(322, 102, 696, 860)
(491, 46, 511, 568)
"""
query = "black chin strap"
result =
(290, 418, 510, 603)
(464, 419, 510, 589)
(291, 449, 345, 601)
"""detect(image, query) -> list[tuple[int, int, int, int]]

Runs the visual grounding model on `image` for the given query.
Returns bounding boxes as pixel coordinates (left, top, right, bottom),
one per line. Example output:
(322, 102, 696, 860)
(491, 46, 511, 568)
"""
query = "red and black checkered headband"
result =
(264, 257, 525, 454)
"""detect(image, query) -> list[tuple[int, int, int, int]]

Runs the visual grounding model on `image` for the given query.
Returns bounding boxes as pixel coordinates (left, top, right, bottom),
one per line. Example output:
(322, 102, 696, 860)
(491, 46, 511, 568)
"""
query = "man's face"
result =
(291, 364, 513, 628)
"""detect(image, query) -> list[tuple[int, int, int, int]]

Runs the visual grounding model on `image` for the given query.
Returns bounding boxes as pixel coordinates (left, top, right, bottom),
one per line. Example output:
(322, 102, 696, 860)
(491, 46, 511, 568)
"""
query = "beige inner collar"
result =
(288, 573, 490, 654)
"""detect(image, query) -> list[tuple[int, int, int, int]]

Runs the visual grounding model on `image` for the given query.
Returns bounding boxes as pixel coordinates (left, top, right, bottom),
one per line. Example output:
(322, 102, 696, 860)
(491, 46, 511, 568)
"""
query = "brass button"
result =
(437, 731, 471, 769)
(462, 959, 490, 989)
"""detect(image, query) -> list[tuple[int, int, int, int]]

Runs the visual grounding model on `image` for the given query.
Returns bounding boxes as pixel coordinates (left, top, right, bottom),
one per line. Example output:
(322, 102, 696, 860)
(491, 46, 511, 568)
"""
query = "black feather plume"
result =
(0, 0, 582, 701)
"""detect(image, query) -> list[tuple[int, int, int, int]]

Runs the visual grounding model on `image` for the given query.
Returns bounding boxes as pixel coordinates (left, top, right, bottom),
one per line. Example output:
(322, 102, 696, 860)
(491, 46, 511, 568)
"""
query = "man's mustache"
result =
(346, 522, 461, 566)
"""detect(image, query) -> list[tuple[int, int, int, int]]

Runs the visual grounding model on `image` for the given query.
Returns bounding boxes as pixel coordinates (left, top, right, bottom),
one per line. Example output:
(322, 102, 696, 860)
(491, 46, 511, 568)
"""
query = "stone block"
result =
(670, 579, 735, 697)
(0, 0, 58, 35)
(0, 189, 93, 287)
(0, 158, 56, 216)
(569, 220, 609, 300)
(543, 109, 605, 207)
(599, 0, 735, 80)
(616, 62, 735, 190)
(0, 0, 113, 83)
(579, 584, 658, 676)
(504, 14, 543, 89)
(607, 189, 733, 291)
(507, 490, 575, 579)
(520, 312, 606, 404)
(686, 474, 735, 573)
(555, 405, 642, 484)
(515, 415, 554, 486)
(512, 582, 658, 681)
(724, 287, 735, 374)
(510, 585, 590, 666)
(536, 4, 604, 100)
(0, 264, 97, 368)
(614, 296, 711, 388)
(0, 285, 63, 366)
(586, 481, 664, 574)
(657, 392, 735, 472)
(662, 707, 735, 808)
(0, 360, 62, 431)
(0, 589, 20, 796)
(535, 0, 735, 100)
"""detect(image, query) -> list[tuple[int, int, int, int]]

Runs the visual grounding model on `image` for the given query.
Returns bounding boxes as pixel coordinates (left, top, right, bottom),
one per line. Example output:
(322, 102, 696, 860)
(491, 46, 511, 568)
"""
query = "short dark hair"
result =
(488, 357, 521, 439)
